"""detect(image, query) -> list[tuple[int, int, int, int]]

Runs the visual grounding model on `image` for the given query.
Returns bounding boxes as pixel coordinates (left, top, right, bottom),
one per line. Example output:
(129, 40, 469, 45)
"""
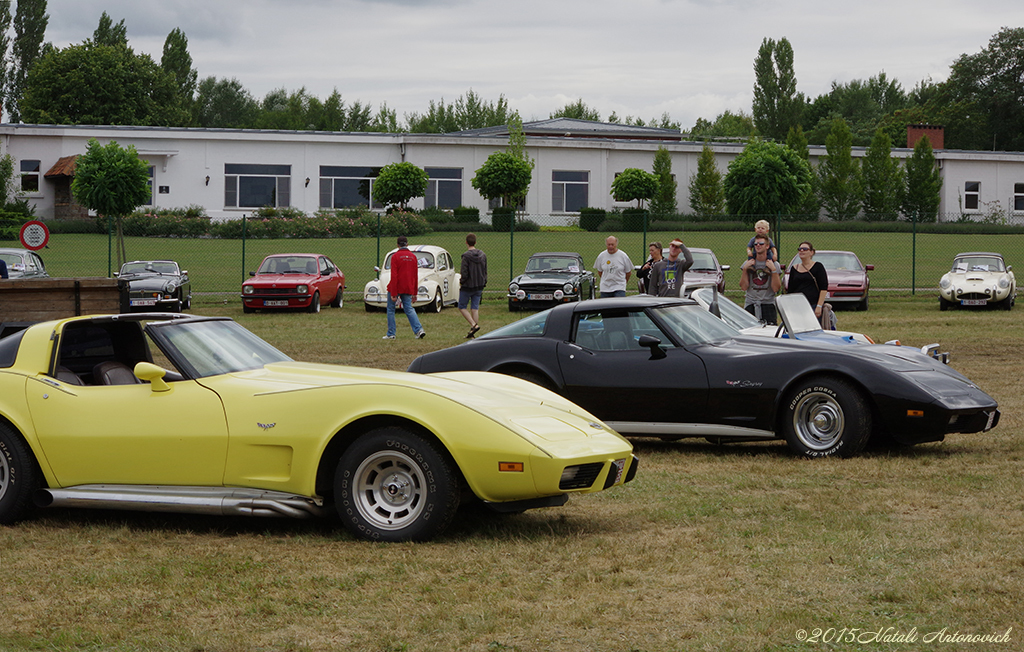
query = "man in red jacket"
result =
(384, 235, 425, 339)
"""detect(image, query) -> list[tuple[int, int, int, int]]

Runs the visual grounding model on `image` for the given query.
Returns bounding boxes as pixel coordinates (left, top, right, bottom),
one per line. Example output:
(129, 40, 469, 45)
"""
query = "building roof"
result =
(451, 118, 683, 141)
(44, 155, 78, 178)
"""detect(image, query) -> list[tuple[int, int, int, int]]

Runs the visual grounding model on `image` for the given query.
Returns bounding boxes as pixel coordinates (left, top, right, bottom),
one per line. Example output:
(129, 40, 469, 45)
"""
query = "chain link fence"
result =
(15, 212, 1024, 305)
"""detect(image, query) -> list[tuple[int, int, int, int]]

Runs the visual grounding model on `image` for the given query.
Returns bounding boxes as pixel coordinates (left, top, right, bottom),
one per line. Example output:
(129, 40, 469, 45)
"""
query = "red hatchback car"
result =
(784, 250, 873, 311)
(242, 253, 345, 313)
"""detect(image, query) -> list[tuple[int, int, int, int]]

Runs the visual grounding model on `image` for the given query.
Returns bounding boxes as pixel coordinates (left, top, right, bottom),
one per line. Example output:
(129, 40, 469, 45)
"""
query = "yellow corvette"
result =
(0, 314, 637, 541)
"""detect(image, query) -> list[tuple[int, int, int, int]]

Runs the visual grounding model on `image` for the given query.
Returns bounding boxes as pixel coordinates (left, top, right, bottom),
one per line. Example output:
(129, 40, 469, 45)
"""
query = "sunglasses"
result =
(754, 243, 767, 247)
(798, 247, 812, 252)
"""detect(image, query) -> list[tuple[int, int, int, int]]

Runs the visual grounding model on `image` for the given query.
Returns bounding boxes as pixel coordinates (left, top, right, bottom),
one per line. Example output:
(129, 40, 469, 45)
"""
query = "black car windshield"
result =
(478, 310, 549, 339)
(121, 261, 178, 275)
(149, 319, 292, 378)
(651, 304, 739, 346)
(526, 256, 580, 272)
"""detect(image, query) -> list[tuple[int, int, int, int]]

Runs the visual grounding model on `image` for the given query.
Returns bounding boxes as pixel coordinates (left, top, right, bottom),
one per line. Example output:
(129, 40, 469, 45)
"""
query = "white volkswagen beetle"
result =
(363, 244, 461, 313)
(939, 252, 1015, 311)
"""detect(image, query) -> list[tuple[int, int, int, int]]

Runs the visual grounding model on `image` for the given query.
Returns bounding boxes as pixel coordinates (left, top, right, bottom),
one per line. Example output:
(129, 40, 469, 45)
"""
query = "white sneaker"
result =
(382, 334, 395, 340)
(416, 330, 426, 339)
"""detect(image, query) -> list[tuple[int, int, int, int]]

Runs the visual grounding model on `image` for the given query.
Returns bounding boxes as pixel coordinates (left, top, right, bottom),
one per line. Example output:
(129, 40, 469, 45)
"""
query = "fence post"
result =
(241, 214, 247, 281)
(911, 212, 917, 295)
(106, 215, 113, 277)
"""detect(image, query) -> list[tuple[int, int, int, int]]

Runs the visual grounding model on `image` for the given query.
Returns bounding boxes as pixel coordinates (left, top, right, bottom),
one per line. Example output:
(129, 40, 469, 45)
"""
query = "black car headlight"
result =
(563, 283, 574, 294)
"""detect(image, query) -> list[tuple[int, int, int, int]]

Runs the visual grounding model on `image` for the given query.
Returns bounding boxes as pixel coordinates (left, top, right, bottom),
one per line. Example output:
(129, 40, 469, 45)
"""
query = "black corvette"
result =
(408, 296, 1000, 458)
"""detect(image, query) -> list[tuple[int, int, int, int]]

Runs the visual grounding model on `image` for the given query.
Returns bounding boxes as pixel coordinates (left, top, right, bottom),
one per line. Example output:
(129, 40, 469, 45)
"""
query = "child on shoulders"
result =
(746, 219, 778, 261)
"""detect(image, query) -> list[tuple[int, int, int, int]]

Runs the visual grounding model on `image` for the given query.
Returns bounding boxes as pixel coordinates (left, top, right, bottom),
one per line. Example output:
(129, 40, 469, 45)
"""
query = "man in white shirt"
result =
(594, 236, 633, 298)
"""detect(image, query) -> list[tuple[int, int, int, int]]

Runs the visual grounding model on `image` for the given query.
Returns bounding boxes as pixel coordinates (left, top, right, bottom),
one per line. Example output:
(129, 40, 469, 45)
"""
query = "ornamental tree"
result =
(611, 168, 658, 209)
(688, 143, 725, 217)
(817, 118, 862, 220)
(903, 135, 942, 222)
(723, 139, 812, 221)
(371, 162, 428, 210)
(72, 138, 151, 267)
(471, 151, 532, 209)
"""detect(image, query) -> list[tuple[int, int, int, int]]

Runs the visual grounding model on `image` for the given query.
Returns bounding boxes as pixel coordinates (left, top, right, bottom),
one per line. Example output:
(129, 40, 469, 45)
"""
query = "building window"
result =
(225, 164, 291, 208)
(319, 166, 383, 209)
(964, 181, 980, 211)
(1015, 183, 1024, 212)
(424, 167, 463, 209)
(20, 160, 40, 193)
(552, 170, 589, 212)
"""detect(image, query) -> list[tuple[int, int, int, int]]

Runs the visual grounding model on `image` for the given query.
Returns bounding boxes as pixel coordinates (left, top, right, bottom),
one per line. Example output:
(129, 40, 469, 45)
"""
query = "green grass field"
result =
(2, 293, 1022, 651)
(34, 230, 1024, 295)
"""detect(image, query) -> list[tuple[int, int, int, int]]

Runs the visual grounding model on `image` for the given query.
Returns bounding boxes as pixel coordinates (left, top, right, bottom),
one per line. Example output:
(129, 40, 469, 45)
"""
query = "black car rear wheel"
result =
(334, 428, 459, 542)
(0, 423, 40, 524)
(781, 376, 871, 458)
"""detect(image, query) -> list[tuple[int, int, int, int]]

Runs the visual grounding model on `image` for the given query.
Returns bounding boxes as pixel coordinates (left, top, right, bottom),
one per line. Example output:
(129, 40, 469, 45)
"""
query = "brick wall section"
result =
(907, 124, 945, 150)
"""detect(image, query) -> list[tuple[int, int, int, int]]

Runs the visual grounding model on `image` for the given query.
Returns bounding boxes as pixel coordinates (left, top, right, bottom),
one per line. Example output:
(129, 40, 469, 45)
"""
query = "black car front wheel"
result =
(780, 376, 871, 458)
(334, 428, 460, 542)
(0, 423, 40, 524)
(307, 292, 321, 313)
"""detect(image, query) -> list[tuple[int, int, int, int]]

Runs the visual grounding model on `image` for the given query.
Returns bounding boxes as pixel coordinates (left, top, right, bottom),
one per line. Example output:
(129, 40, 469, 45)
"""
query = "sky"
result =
(44, 0, 1024, 129)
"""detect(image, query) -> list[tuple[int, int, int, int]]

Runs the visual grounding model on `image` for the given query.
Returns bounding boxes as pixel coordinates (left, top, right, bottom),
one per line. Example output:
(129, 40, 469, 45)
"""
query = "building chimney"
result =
(907, 124, 944, 150)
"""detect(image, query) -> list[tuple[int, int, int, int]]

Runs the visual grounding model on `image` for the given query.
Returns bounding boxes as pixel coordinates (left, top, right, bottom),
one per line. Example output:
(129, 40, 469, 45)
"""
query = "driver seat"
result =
(93, 361, 141, 386)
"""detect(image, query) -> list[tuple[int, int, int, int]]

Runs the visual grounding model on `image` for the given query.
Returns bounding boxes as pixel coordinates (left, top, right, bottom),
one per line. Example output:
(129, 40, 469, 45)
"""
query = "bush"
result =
(453, 206, 480, 223)
(579, 207, 606, 232)
(598, 218, 623, 232)
(622, 208, 649, 232)
(419, 206, 454, 224)
(491, 206, 515, 232)
(427, 221, 492, 233)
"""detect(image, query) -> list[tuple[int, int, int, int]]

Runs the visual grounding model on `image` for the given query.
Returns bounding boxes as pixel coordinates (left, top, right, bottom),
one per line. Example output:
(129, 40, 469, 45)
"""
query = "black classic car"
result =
(508, 252, 595, 311)
(409, 296, 999, 458)
(117, 260, 192, 312)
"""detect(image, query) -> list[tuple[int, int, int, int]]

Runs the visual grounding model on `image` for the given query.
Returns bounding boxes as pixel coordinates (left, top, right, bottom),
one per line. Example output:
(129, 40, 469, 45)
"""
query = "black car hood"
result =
(513, 271, 576, 285)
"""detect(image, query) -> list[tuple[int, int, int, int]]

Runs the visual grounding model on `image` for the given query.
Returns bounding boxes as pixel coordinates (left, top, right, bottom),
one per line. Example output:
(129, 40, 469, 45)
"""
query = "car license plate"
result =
(528, 293, 553, 301)
(130, 299, 157, 306)
(265, 300, 289, 307)
(984, 410, 996, 431)
(961, 299, 987, 306)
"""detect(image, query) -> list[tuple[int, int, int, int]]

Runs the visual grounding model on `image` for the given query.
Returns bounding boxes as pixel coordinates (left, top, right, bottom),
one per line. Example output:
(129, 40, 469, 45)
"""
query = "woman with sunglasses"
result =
(785, 241, 829, 319)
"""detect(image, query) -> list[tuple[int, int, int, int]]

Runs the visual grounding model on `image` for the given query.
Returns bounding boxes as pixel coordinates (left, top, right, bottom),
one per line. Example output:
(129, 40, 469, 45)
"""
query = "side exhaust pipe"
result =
(34, 485, 325, 519)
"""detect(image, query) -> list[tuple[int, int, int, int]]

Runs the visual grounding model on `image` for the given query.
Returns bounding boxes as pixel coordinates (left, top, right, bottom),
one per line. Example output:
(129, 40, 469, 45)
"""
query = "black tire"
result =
(307, 292, 321, 314)
(330, 288, 343, 308)
(508, 299, 519, 312)
(429, 291, 443, 313)
(588, 284, 595, 300)
(334, 428, 459, 542)
(857, 295, 869, 311)
(243, 305, 255, 314)
(780, 376, 871, 458)
(1001, 296, 1014, 311)
(182, 292, 191, 311)
(939, 297, 951, 311)
(0, 422, 40, 525)
(364, 302, 375, 312)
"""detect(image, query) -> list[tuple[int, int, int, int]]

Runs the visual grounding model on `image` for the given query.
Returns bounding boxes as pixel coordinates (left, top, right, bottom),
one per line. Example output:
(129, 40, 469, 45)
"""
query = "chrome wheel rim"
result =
(792, 391, 845, 450)
(353, 451, 426, 531)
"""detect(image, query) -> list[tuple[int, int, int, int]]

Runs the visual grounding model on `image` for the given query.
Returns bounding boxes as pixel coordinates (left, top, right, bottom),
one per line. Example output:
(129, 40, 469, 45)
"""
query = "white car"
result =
(939, 252, 1015, 311)
(363, 244, 461, 313)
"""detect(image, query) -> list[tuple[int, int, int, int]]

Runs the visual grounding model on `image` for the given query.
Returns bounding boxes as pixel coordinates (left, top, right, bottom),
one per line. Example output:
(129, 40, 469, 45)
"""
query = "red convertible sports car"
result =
(242, 254, 345, 313)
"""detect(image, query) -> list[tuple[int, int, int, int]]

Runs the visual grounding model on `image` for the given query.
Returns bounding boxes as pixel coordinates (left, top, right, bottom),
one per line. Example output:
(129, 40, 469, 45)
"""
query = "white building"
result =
(3, 119, 1023, 223)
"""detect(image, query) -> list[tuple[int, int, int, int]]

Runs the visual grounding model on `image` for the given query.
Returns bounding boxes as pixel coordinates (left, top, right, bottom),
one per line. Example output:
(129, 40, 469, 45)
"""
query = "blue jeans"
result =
(387, 294, 423, 336)
(600, 290, 627, 298)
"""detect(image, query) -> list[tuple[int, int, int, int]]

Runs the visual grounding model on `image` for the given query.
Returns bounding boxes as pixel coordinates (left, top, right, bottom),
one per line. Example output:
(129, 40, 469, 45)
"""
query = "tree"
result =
(689, 110, 757, 140)
(20, 43, 189, 126)
(0, 2, 11, 120)
(752, 37, 802, 141)
(161, 28, 197, 123)
(650, 146, 678, 217)
(816, 118, 862, 220)
(803, 72, 909, 146)
(903, 135, 942, 222)
(92, 12, 127, 48)
(372, 162, 428, 210)
(6, 0, 49, 122)
(688, 143, 725, 217)
(942, 27, 1024, 151)
(195, 76, 258, 128)
(861, 128, 904, 221)
(406, 89, 509, 133)
(611, 168, 658, 209)
(723, 139, 812, 221)
(505, 112, 535, 208)
(550, 99, 601, 121)
(786, 124, 819, 218)
(71, 138, 151, 267)
(471, 151, 533, 209)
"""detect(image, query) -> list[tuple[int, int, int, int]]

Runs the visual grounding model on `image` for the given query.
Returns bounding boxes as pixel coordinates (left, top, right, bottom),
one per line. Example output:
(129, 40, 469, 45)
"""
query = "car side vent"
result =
(559, 462, 604, 490)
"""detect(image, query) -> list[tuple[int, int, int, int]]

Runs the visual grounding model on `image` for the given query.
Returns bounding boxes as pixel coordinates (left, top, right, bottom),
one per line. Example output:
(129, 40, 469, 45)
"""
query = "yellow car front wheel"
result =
(334, 428, 460, 542)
